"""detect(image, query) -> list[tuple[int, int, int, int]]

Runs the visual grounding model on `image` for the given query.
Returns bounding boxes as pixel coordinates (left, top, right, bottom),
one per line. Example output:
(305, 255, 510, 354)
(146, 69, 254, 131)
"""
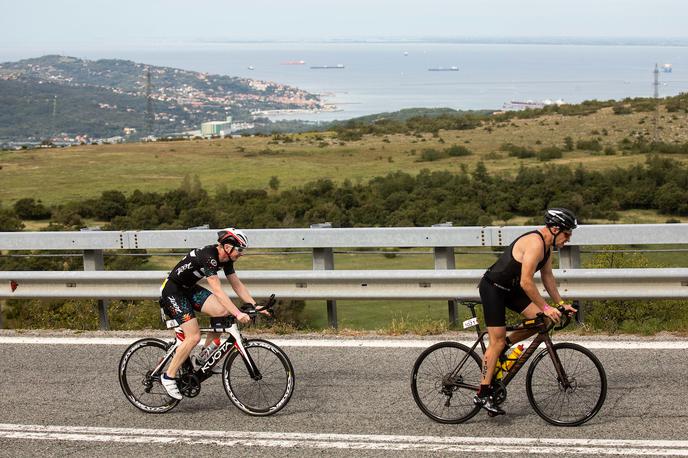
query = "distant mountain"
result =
(0, 55, 323, 140)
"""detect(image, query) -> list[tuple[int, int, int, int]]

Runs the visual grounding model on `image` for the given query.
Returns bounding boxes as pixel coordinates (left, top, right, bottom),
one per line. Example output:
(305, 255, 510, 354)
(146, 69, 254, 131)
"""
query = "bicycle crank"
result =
(179, 374, 201, 398)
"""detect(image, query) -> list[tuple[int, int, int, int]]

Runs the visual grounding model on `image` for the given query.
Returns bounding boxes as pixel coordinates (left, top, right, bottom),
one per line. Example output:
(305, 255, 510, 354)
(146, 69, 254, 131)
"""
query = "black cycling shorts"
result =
(159, 279, 212, 325)
(478, 277, 532, 327)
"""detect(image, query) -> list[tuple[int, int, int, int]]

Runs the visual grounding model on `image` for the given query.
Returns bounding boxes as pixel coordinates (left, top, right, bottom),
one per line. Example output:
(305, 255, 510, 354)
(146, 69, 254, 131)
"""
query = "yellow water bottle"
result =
(501, 344, 524, 373)
(494, 359, 504, 380)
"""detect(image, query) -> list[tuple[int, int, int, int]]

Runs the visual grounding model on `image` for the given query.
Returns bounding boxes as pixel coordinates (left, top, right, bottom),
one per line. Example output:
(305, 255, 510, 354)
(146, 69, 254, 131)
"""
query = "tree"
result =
(269, 176, 280, 191)
(563, 136, 574, 151)
(13, 198, 51, 219)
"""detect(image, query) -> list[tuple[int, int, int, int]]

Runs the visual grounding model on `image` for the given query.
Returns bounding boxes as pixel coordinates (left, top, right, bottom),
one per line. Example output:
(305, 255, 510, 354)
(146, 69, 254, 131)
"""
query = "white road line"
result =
(0, 336, 687, 349)
(0, 424, 686, 455)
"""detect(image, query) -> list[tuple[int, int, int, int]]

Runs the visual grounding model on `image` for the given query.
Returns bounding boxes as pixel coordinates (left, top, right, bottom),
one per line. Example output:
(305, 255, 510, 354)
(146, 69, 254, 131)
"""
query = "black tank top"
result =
(483, 230, 551, 291)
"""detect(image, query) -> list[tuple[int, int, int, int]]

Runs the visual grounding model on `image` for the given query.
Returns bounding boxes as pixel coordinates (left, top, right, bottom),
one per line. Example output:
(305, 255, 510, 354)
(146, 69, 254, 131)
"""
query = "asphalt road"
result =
(0, 336, 686, 457)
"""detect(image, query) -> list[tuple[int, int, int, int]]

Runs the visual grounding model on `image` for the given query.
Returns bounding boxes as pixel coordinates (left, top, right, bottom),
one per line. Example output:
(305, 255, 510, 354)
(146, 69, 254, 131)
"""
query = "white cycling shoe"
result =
(161, 373, 182, 400)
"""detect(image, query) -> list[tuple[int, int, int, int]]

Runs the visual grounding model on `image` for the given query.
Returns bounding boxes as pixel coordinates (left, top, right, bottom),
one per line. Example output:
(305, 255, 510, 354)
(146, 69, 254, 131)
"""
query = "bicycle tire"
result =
(411, 341, 483, 424)
(526, 342, 607, 426)
(118, 338, 180, 413)
(222, 339, 295, 416)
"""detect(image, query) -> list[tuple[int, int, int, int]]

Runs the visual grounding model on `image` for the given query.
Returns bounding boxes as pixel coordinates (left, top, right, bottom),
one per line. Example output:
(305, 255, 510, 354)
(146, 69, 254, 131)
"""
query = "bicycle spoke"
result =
(223, 340, 294, 416)
(526, 344, 606, 426)
(411, 342, 482, 424)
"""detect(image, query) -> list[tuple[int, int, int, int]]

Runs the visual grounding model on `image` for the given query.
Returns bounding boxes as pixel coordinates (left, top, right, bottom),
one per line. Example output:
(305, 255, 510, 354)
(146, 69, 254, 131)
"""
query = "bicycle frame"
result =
(452, 301, 571, 391)
(151, 321, 262, 385)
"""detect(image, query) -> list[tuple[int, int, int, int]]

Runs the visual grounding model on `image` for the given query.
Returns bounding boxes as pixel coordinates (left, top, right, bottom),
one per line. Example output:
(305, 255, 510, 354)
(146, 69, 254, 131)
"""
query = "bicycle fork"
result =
(227, 324, 263, 381)
(543, 339, 574, 391)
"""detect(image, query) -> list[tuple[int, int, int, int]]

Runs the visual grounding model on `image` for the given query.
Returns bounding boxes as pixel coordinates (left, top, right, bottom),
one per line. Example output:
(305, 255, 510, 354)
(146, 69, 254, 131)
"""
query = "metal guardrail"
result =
(1, 223, 687, 329)
(1, 224, 688, 250)
(2, 269, 687, 300)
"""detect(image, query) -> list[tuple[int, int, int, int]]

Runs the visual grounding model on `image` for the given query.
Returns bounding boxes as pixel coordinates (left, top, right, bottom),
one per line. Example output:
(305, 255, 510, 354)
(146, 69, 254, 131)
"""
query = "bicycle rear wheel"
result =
(411, 341, 482, 424)
(526, 342, 607, 426)
(118, 338, 180, 413)
(222, 339, 295, 416)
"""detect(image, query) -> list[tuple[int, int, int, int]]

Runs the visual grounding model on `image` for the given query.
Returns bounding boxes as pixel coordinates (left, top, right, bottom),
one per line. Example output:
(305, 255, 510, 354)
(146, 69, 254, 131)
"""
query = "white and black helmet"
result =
(217, 227, 249, 248)
(544, 208, 578, 231)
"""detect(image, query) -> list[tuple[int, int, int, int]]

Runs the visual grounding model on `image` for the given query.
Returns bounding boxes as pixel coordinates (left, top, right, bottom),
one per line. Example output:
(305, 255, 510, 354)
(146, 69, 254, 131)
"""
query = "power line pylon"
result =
(145, 67, 154, 137)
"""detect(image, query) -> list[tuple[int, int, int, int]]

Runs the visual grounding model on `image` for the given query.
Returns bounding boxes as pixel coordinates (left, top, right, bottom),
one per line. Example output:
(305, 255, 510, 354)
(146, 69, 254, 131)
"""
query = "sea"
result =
(2, 41, 687, 122)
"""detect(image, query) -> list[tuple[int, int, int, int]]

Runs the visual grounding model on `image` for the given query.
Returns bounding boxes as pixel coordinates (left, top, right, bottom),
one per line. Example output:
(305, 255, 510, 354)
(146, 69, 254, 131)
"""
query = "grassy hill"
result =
(1, 102, 687, 207)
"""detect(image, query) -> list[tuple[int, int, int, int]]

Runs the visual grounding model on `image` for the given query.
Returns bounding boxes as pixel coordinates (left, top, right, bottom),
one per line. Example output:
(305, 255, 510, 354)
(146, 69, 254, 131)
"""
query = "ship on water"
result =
(281, 60, 306, 65)
(428, 66, 459, 72)
(310, 64, 345, 69)
(502, 99, 565, 111)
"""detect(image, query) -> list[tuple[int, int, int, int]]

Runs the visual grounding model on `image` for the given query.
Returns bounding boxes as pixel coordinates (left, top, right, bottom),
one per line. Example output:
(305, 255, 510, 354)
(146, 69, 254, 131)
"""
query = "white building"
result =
(200, 116, 233, 137)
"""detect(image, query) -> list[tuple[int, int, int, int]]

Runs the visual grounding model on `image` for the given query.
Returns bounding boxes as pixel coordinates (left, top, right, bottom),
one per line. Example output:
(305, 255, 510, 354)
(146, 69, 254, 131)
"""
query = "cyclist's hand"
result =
(236, 312, 251, 324)
(544, 306, 562, 323)
(256, 305, 272, 317)
(562, 303, 577, 316)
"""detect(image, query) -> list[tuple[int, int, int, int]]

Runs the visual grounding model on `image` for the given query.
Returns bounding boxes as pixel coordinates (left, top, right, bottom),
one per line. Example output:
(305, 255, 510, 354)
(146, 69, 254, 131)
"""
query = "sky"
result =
(1, 0, 687, 54)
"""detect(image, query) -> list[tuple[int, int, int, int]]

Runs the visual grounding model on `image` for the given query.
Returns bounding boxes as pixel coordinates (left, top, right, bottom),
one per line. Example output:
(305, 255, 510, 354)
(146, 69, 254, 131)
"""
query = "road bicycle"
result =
(411, 301, 607, 426)
(119, 295, 295, 416)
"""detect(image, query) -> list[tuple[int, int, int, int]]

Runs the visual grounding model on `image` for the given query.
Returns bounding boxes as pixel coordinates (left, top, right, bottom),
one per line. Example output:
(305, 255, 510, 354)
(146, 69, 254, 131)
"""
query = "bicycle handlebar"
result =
(240, 294, 277, 321)
(550, 305, 575, 331)
(210, 294, 277, 329)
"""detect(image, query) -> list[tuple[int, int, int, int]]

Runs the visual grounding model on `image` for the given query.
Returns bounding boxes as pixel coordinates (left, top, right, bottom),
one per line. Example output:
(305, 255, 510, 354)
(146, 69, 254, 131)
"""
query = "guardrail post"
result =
(433, 222, 458, 326)
(311, 223, 337, 328)
(558, 245, 583, 322)
(83, 249, 110, 330)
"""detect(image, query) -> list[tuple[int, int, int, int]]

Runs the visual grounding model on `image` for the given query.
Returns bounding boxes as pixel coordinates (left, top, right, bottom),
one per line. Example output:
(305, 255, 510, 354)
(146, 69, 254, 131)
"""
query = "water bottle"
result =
(494, 348, 508, 381)
(198, 337, 221, 364)
(501, 344, 524, 373)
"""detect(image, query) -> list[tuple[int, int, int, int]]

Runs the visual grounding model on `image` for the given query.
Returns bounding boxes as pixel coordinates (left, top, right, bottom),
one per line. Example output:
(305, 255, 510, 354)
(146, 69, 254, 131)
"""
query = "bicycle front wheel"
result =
(222, 339, 295, 416)
(411, 341, 483, 424)
(118, 338, 180, 414)
(526, 342, 607, 426)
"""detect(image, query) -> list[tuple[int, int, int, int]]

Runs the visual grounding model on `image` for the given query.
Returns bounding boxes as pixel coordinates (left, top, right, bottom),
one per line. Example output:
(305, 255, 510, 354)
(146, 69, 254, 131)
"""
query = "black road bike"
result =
(411, 301, 607, 426)
(119, 295, 295, 416)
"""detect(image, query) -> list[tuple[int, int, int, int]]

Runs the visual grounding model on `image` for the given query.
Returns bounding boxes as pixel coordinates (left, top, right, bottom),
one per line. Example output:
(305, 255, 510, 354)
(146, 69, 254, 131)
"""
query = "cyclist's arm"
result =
(540, 256, 562, 303)
(227, 272, 255, 305)
(206, 274, 244, 318)
(541, 258, 576, 314)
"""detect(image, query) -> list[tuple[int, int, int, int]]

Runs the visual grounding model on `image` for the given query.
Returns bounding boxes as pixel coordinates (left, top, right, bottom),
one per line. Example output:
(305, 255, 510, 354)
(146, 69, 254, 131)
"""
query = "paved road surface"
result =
(0, 335, 687, 457)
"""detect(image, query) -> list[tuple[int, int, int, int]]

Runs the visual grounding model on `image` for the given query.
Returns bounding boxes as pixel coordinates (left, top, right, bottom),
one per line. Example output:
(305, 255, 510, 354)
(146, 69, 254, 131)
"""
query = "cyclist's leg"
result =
(197, 287, 229, 346)
(160, 287, 202, 377)
(478, 279, 508, 387)
(167, 317, 201, 378)
(504, 289, 549, 345)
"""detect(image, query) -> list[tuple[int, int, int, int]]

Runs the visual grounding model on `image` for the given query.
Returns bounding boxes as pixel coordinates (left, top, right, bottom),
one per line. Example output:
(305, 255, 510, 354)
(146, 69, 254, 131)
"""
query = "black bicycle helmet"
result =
(217, 227, 249, 248)
(544, 208, 578, 231)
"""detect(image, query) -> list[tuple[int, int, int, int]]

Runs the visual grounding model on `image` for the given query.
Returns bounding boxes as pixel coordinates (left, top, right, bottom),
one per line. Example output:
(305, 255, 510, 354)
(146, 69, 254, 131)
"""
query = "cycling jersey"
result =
(480, 231, 551, 327)
(167, 245, 235, 289)
(160, 245, 235, 324)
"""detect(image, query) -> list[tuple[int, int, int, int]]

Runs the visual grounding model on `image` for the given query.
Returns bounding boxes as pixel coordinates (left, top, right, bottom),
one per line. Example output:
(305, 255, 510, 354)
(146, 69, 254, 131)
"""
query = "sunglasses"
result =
(233, 246, 245, 253)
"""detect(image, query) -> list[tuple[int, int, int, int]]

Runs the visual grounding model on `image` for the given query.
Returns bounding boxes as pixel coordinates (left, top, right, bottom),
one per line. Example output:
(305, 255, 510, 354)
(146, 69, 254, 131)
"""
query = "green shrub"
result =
(537, 146, 564, 161)
(575, 139, 603, 151)
(446, 144, 472, 157)
(500, 143, 536, 158)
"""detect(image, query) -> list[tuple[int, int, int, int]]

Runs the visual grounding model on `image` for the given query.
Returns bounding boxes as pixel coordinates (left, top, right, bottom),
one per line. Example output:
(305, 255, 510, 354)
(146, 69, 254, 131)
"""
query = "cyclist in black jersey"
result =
(473, 208, 579, 415)
(159, 227, 255, 399)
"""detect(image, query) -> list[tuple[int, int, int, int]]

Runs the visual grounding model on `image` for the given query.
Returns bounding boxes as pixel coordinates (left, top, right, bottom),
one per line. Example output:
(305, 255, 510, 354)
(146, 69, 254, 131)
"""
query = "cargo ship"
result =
(281, 60, 306, 65)
(310, 64, 345, 69)
(428, 66, 459, 71)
